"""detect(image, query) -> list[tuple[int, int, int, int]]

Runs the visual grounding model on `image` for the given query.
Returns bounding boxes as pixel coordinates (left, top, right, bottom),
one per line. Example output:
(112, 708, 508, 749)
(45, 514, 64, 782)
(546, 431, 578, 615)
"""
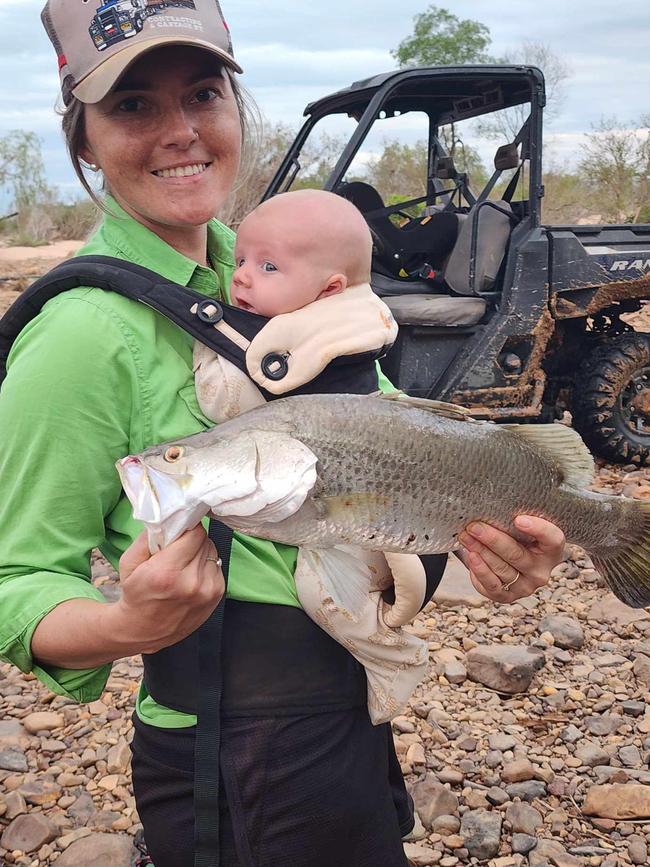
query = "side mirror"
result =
(494, 143, 520, 171)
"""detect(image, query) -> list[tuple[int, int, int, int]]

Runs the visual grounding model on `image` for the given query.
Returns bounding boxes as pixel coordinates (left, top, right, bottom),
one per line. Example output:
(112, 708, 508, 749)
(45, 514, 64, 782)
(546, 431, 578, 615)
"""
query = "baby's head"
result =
(230, 189, 372, 317)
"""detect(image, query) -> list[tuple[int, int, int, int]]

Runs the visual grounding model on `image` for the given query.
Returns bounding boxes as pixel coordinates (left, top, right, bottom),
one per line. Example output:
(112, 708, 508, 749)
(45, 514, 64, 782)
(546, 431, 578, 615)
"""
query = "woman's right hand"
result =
(111, 525, 225, 654)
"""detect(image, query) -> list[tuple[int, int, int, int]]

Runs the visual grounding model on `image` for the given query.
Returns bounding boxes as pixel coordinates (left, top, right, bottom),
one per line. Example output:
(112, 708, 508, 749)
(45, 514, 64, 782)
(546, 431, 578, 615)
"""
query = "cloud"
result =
(0, 0, 648, 198)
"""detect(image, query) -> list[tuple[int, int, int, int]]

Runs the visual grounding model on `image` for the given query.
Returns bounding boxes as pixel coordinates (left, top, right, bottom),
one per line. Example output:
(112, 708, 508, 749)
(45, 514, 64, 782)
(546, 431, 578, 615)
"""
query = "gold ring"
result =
(207, 556, 222, 567)
(502, 571, 520, 591)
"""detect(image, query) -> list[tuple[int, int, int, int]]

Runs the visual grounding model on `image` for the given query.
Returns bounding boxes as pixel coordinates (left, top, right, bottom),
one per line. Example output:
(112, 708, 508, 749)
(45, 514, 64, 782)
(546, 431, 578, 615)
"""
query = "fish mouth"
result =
(116, 455, 209, 550)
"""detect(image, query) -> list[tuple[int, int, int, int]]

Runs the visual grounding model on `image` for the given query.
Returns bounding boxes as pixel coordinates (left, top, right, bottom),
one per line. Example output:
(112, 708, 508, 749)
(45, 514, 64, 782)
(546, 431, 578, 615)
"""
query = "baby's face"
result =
(231, 209, 333, 317)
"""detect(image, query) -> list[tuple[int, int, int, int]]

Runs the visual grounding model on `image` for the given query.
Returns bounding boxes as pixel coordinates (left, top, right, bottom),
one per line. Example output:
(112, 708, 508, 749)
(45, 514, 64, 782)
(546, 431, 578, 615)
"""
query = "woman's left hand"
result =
(456, 515, 566, 603)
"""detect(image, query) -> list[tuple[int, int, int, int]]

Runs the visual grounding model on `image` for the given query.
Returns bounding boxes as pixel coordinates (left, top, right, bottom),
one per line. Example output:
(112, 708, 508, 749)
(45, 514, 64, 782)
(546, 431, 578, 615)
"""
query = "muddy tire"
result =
(572, 332, 650, 465)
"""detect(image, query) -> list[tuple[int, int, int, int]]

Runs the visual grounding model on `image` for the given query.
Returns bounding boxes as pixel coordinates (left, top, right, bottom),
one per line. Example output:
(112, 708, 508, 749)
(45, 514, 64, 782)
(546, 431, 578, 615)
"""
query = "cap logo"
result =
(87, 0, 197, 53)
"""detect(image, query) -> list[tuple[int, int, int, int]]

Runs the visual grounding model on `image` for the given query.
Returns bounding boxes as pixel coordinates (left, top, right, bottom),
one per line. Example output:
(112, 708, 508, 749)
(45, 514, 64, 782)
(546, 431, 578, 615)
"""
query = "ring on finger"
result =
(502, 570, 520, 591)
(207, 556, 222, 567)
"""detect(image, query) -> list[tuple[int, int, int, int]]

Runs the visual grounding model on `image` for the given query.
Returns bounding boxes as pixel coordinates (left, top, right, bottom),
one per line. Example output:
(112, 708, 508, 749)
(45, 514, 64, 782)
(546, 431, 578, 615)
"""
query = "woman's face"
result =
(81, 46, 242, 236)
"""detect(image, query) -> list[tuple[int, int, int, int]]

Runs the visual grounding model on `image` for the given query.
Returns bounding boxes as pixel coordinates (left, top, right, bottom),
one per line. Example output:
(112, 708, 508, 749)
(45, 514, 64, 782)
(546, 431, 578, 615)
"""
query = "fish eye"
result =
(164, 446, 184, 462)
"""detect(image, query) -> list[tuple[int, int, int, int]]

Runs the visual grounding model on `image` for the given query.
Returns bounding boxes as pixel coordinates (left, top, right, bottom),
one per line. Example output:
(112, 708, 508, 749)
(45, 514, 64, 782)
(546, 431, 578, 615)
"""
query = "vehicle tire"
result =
(572, 331, 650, 465)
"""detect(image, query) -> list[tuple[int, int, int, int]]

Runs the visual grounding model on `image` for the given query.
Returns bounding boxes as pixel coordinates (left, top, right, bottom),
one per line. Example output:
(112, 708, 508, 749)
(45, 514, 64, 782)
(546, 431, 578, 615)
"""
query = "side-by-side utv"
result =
(263, 66, 650, 465)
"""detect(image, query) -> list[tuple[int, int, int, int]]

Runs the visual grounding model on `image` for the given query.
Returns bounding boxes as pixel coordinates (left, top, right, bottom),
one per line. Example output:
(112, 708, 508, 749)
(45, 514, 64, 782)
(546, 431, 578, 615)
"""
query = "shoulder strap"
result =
(0, 255, 269, 387)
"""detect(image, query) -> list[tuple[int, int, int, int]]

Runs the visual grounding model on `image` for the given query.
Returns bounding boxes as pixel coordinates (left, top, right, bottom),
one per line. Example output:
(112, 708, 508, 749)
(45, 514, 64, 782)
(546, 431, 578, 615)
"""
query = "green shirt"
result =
(0, 197, 395, 729)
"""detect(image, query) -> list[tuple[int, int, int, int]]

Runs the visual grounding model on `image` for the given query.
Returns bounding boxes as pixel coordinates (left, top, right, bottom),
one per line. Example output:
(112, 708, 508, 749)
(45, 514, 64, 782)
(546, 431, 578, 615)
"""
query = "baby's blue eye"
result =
(262, 262, 277, 272)
(236, 257, 245, 267)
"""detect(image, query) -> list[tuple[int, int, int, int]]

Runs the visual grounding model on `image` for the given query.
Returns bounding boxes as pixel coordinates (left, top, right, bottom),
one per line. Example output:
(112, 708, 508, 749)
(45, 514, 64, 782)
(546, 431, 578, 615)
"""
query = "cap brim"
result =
(72, 36, 243, 104)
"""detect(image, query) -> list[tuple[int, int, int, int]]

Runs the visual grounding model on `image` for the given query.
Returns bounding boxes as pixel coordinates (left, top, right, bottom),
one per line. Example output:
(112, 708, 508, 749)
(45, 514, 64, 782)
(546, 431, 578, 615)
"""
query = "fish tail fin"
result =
(590, 500, 650, 608)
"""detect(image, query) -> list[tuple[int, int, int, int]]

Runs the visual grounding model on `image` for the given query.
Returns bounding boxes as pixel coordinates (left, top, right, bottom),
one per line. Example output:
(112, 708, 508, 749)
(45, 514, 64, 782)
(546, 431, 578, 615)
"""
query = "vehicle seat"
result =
(371, 271, 486, 327)
(382, 293, 486, 327)
(443, 200, 514, 296)
(337, 181, 460, 273)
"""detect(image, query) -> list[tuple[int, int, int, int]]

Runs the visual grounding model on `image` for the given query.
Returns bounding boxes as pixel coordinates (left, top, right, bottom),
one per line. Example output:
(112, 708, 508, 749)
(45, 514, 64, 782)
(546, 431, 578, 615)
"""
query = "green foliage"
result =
(0, 130, 51, 212)
(578, 116, 650, 224)
(366, 140, 429, 202)
(392, 6, 493, 68)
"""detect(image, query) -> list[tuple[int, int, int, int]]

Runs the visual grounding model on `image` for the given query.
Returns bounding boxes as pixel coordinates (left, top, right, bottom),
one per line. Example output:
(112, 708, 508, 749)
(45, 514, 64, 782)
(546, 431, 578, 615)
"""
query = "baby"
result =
(194, 189, 431, 723)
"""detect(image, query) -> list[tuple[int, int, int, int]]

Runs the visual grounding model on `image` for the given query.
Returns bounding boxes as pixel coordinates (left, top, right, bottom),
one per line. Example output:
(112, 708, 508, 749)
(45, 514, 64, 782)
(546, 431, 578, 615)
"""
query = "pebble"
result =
(512, 833, 537, 855)
(2, 514, 650, 866)
(410, 776, 459, 830)
(538, 615, 584, 649)
(22, 713, 64, 736)
(465, 645, 545, 694)
(505, 802, 543, 835)
(501, 759, 534, 783)
(459, 809, 501, 860)
(0, 813, 58, 853)
(504, 780, 547, 801)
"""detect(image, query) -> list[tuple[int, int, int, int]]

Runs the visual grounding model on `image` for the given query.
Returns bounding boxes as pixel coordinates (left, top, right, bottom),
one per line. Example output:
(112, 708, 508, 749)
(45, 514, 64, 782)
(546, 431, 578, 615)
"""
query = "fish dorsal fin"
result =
(501, 423, 595, 489)
(378, 391, 482, 423)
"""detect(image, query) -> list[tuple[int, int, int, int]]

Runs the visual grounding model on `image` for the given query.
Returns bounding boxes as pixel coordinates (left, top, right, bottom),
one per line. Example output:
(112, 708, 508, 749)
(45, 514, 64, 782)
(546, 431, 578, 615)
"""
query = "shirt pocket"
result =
(177, 383, 215, 431)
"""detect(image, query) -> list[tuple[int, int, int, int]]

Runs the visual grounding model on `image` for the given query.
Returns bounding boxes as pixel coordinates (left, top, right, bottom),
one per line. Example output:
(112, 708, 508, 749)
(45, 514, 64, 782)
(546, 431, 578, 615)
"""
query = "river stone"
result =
(512, 833, 537, 855)
(4, 790, 27, 820)
(529, 838, 582, 867)
(18, 779, 62, 806)
(584, 715, 621, 736)
(0, 748, 28, 772)
(627, 834, 648, 865)
(537, 615, 584, 649)
(488, 733, 517, 751)
(505, 803, 543, 835)
(68, 791, 97, 825)
(583, 783, 650, 819)
(22, 711, 64, 734)
(55, 832, 137, 867)
(410, 775, 459, 829)
(0, 719, 27, 747)
(0, 812, 58, 853)
(465, 645, 545, 693)
(459, 809, 502, 859)
(403, 842, 441, 865)
(633, 654, 650, 688)
(589, 594, 650, 627)
(619, 745, 642, 767)
(432, 815, 461, 835)
(501, 759, 534, 783)
(505, 781, 546, 801)
(576, 743, 611, 767)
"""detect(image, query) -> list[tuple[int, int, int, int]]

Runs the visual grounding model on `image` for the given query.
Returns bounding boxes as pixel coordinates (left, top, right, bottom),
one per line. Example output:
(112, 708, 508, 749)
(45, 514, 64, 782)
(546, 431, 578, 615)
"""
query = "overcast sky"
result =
(0, 0, 648, 200)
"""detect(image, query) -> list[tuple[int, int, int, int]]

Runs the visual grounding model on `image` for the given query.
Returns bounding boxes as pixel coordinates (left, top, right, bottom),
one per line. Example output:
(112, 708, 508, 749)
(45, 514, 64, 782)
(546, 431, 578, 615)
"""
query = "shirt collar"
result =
(80, 196, 235, 300)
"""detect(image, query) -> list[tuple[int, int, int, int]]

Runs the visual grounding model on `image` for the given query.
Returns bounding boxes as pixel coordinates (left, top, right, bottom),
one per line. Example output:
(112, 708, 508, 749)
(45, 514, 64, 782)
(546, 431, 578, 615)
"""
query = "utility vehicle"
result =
(264, 66, 650, 465)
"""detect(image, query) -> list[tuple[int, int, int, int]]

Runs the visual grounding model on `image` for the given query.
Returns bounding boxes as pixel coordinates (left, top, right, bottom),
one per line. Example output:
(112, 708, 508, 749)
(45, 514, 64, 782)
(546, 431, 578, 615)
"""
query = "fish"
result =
(116, 392, 650, 608)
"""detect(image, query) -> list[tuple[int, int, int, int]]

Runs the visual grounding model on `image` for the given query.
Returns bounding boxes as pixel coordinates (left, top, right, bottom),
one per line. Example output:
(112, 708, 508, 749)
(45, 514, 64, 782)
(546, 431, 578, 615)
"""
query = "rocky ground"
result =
(2, 247, 650, 866)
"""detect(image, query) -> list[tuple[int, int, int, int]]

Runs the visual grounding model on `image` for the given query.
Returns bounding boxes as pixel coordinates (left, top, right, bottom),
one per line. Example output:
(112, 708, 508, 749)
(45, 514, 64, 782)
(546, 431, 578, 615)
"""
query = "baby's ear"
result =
(319, 273, 348, 299)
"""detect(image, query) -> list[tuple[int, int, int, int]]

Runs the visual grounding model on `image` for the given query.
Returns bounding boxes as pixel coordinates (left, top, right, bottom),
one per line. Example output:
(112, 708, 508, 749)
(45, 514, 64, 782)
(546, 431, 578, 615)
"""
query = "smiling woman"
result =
(0, 1, 427, 866)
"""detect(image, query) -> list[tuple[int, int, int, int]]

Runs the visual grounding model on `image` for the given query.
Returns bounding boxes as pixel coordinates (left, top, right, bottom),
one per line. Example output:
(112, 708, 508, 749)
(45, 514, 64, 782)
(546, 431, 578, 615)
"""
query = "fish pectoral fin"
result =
(500, 423, 595, 489)
(378, 391, 482, 423)
(299, 546, 373, 620)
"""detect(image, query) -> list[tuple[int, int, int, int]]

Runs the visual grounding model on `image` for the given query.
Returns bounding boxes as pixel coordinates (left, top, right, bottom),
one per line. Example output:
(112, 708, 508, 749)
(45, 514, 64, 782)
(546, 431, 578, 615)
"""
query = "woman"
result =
(0, 2, 566, 865)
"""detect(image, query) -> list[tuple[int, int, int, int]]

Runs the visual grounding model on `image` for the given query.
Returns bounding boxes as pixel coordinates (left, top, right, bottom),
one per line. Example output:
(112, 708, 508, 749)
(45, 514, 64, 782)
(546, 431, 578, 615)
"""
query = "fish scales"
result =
(208, 395, 630, 556)
(118, 393, 650, 607)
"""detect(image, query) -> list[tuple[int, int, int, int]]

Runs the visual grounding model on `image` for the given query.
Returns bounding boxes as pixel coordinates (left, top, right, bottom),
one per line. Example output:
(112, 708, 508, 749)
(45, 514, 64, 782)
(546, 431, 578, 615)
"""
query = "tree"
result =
(578, 116, 650, 224)
(475, 42, 571, 142)
(392, 6, 494, 68)
(0, 130, 50, 213)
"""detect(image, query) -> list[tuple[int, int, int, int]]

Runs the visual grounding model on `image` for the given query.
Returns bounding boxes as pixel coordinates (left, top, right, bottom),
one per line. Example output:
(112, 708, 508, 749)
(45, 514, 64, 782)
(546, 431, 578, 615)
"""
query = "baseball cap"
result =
(41, 0, 243, 106)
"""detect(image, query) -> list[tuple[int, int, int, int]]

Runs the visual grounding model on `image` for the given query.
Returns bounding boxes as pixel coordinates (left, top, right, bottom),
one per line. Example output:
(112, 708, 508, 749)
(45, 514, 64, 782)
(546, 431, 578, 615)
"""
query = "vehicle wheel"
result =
(572, 331, 650, 465)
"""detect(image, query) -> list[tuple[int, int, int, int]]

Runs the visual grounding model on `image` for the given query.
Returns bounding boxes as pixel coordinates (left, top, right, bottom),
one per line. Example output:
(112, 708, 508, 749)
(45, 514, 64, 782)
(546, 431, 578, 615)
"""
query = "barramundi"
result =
(117, 393, 650, 607)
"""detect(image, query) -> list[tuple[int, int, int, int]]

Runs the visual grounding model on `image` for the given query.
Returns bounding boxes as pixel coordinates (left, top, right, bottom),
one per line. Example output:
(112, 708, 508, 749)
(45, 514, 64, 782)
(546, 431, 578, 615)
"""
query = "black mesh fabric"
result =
(131, 710, 410, 867)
